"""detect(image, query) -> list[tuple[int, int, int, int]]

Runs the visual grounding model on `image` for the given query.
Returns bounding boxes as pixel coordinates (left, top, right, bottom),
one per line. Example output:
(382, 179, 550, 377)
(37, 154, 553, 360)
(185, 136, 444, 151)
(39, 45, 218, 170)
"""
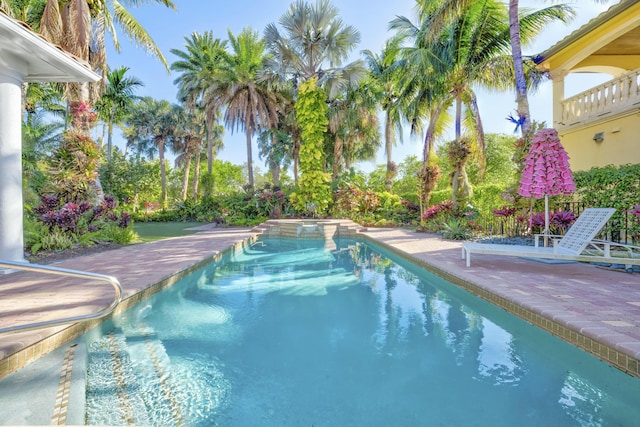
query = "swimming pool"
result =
(5, 237, 640, 425)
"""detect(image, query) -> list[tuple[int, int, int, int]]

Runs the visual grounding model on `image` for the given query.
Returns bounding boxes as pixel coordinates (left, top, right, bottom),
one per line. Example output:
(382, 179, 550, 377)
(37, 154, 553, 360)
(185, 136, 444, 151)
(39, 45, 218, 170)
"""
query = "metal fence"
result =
(473, 201, 638, 245)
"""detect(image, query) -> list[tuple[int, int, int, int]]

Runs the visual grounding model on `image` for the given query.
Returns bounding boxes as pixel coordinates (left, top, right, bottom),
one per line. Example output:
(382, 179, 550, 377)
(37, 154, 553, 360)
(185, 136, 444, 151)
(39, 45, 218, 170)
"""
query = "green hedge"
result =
(573, 164, 640, 212)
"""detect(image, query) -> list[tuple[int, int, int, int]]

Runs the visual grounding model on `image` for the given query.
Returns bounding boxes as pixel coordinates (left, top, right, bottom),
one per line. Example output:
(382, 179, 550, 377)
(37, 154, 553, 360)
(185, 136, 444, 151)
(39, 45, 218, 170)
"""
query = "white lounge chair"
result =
(462, 208, 640, 269)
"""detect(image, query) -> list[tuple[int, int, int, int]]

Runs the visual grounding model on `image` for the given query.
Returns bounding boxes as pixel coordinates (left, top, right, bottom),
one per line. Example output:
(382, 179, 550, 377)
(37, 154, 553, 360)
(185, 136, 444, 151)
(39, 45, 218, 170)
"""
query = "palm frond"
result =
(111, 0, 170, 72)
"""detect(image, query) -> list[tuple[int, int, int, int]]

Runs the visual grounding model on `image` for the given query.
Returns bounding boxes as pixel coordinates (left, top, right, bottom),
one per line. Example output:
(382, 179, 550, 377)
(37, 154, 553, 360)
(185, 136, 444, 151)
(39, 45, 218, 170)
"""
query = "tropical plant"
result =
(441, 217, 473, 240)
(125, 97, 181, 208)
(27, 194, 134, 253)
(363, 38, 405, 191)
(263, 0, 365, 92)
(46, 101, 102, 203)
(392, 0, 572, 204)
(99, 149, 162, 211)
(202, 28, 281, 188)
(326, 81, 380, 179)
(173, 108, 205, 201)
(22, 112, 63, 188)
(290, 78, 331, 215)
(170, 31, 228, 175)
(95, 66, 143, 163)
(258, 127, 293, 187)
(408, 0, 574, 138)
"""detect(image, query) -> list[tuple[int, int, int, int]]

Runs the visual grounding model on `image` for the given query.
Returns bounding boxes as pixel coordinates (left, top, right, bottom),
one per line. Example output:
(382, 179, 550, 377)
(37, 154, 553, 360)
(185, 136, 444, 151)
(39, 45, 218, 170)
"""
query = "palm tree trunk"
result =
(106, 109, 114, 163)
(181, 156, 191, 201)
(269, 134, 281, 186)
(333, 137, 343, 179)
(192, 149, 201, 201)
(468, 94, 486, 178)
(455, 94, 462, 141)
(509, 0, 531, 136)
(158, 140, 167, 208)
(206, 121, 213, 175)
(423, 104, 442, 165)
(384, 110, 394, 191)
(246, 127, 254, 187)
(420, 105, 443, 208)
(451, 166, 472, 204)
(345, 143, 352, 170)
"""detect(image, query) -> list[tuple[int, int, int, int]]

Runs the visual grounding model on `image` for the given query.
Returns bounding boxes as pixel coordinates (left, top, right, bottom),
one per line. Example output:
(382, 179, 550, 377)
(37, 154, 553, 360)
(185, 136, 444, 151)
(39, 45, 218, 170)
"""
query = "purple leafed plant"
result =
(34, 193, 129, 234)
(551, 210, 576, 230)
(492, 206, 517, 218)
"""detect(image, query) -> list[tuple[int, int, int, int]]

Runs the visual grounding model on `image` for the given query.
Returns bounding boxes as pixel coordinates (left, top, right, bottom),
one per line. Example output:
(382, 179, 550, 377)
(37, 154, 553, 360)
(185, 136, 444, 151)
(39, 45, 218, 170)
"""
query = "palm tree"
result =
(262, 0, 366, 186)
(262, 0, 368, 119)
(393, 0, 570, 204)
(173, 108, 208, 201)
(327, 82, 380, 179)
(258, 126, 293, 187)
(202, 28, 282, 188)
(23, 83, 66, 123)
(409, 0, 574, 138)
(363, 38, 405, 191)
(263, 0, 365, 90)
(39, 0, 176, 101)
(22, 112, 64, 185)
(507, 1, 580, 136)
(95, 66, 143, 163)
(125, 97, 180, 207)
(171, 31, 228, 175)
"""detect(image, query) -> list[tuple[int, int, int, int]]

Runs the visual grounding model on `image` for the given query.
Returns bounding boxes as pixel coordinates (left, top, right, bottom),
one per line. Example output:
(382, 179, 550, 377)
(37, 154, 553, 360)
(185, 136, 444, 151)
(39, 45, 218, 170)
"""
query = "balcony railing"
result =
(560, 67, 640, 128)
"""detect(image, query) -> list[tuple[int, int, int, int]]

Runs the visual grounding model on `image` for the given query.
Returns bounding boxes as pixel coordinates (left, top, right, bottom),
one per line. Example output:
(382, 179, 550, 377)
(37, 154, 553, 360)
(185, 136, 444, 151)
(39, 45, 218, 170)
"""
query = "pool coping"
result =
(0, 225, 639, 382)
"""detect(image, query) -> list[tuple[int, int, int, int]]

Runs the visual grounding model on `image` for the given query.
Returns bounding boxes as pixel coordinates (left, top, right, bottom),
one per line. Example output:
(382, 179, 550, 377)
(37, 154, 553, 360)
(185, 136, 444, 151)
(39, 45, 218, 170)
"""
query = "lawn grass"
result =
(133, 222, 205, 243)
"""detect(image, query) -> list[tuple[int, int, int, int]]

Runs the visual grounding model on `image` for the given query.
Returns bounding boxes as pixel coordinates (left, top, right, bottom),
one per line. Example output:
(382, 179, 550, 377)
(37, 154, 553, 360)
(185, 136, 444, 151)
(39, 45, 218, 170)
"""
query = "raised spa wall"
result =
(252, 219, 366, 239)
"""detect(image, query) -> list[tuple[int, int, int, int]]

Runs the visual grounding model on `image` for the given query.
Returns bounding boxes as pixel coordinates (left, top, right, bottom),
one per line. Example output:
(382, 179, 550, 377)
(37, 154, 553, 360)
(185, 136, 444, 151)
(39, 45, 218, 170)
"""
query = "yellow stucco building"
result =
(536, 0, 640, 171)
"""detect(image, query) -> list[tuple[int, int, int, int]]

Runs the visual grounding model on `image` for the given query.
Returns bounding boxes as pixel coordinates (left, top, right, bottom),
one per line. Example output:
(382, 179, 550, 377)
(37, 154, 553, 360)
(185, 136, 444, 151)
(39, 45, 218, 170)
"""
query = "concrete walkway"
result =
(1, 226, 639, 380)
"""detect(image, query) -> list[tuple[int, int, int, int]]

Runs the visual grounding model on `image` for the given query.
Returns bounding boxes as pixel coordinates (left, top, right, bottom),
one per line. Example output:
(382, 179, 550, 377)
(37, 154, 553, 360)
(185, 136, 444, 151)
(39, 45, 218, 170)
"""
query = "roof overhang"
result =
(536, 0, 640, 76)
(0, 12, 99, 83)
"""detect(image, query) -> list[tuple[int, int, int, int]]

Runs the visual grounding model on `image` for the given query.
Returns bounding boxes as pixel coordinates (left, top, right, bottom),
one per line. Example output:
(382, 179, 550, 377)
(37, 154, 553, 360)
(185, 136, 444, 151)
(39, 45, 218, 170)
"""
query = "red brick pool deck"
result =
(1, 225, 639, 380)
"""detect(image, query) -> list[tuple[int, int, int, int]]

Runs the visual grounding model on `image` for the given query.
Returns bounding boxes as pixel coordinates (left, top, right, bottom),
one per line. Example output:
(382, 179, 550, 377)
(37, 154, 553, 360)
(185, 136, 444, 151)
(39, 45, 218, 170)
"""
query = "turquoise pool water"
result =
(84, 238, 640, 426)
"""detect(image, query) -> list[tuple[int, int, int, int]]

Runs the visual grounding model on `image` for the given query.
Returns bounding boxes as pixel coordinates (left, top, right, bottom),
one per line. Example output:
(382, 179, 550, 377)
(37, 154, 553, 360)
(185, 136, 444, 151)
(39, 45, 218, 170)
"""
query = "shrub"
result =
(26, 194, 135, 252)
(441, 218, 473, 240)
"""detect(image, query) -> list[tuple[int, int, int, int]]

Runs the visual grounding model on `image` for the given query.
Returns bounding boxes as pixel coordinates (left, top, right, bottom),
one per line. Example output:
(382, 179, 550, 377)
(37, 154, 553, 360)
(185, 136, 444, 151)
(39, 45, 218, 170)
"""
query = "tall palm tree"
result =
(262, 0, 366, 187)
(173, 109, 204, 202)
(171, 31, 228, 175)
(125, 97, 180, 207)
(263, 0, 366, 95)
(410, 0, 574, 137)
(39, 0, 176, 101)
(393, 0, 570, 204)
(363, 38, 405, 191)
(95, 66, 143, 163)
(202, 28, 282, 188)
(22, 112, 64, 185)
(257, 126, 293, 187)
(327, 82, 380, 179)
(507, 1, 581, 136)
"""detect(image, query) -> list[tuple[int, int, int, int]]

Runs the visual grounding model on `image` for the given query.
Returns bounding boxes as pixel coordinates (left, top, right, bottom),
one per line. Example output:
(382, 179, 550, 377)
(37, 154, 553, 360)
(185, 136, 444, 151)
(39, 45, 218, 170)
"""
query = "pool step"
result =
(85, 326, 184, 426)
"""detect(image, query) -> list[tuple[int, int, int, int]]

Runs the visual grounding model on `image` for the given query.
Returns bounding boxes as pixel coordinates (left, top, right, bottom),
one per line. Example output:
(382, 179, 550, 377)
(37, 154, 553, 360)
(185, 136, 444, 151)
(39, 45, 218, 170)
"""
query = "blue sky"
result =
(105, 0, 613, 173)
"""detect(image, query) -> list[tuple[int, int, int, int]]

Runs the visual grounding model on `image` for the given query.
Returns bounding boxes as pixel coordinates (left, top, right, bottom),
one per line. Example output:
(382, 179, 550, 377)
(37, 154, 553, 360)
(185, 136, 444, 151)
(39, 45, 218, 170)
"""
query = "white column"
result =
(0, 69, 27, 267)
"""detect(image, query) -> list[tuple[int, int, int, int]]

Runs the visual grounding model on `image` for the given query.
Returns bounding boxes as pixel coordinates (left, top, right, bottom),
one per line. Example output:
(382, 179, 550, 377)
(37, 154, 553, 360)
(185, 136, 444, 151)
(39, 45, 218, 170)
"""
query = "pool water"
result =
(84, 238, 640, 426)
